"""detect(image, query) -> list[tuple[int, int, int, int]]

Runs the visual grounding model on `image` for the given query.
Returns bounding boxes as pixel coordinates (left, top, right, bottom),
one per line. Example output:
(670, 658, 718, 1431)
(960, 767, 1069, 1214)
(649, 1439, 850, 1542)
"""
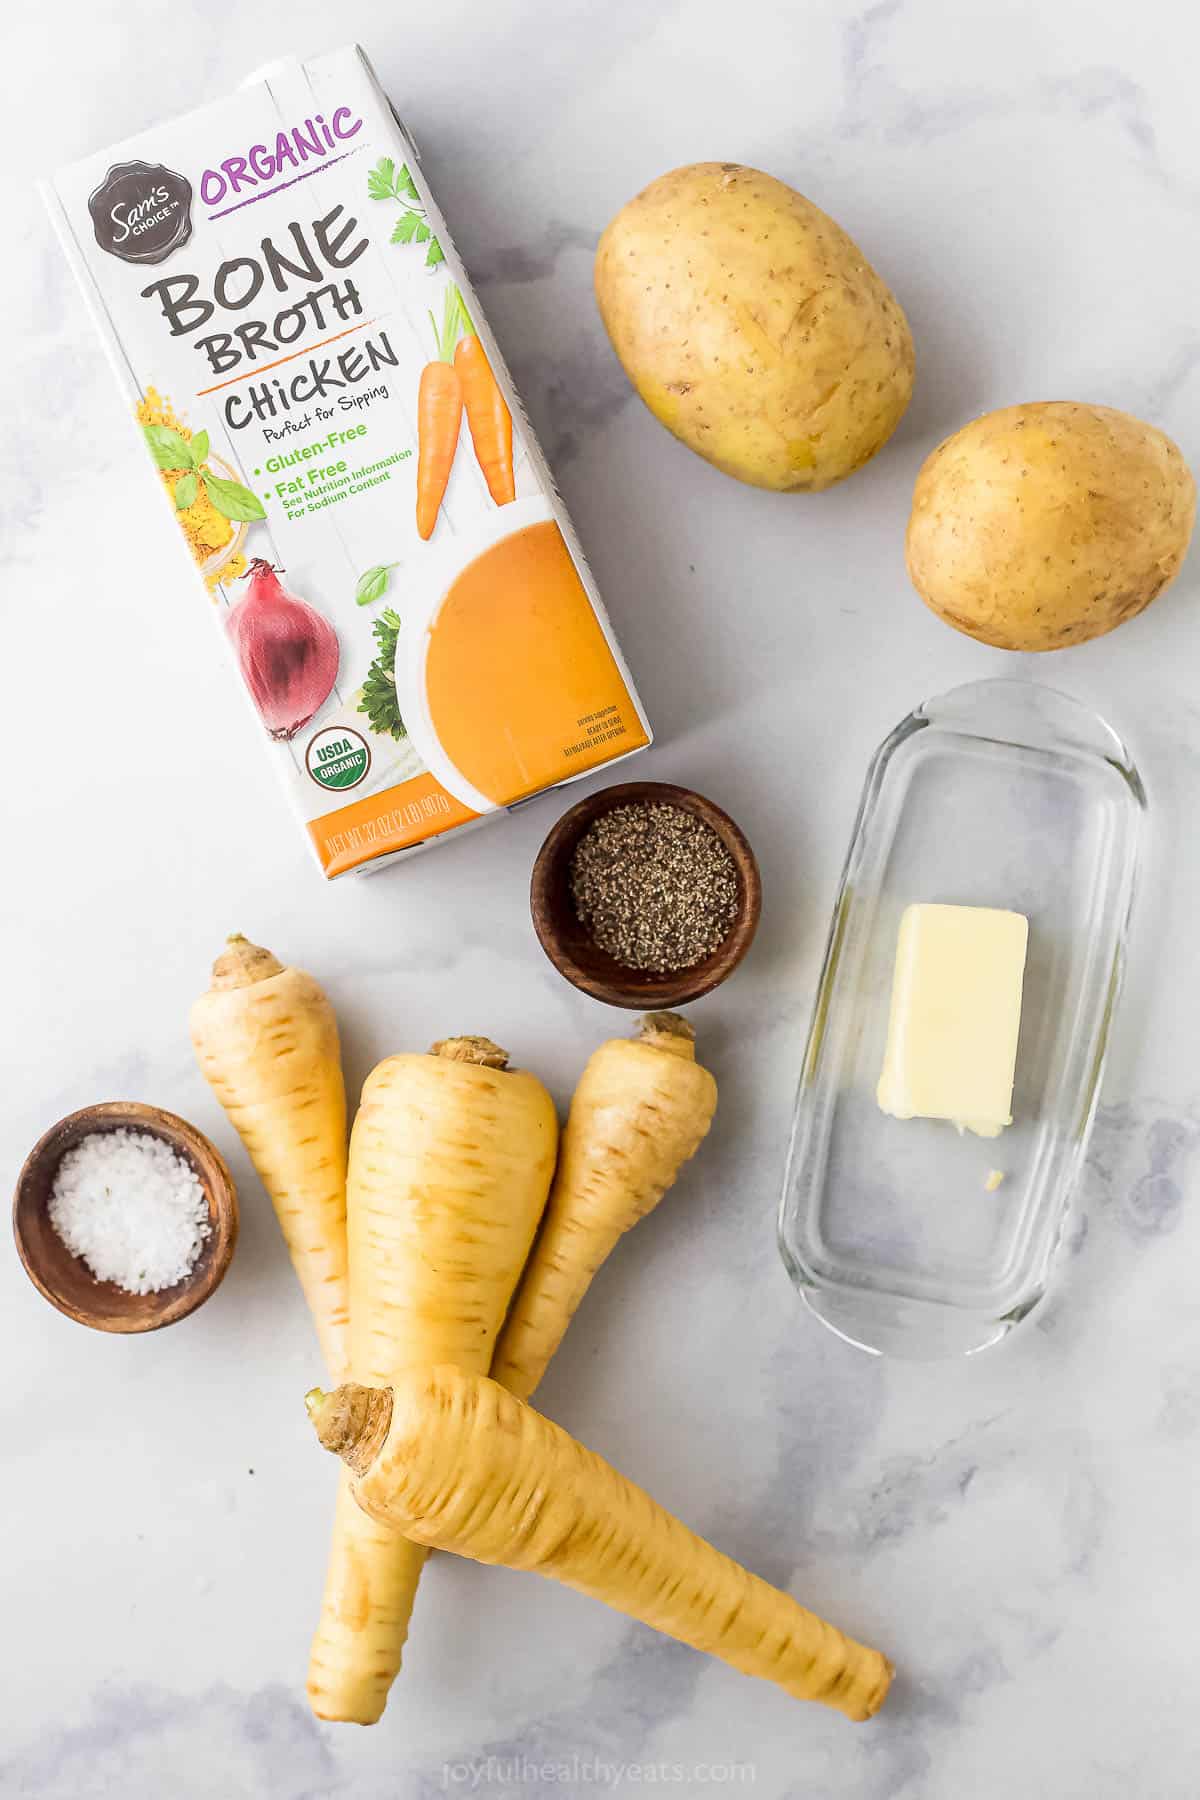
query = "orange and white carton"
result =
(45, 46, 650, 876)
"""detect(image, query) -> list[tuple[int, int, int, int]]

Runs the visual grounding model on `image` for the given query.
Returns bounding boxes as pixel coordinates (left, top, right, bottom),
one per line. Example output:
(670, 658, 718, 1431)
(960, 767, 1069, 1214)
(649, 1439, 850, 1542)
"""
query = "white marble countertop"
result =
(5, 1, 1200, 1794)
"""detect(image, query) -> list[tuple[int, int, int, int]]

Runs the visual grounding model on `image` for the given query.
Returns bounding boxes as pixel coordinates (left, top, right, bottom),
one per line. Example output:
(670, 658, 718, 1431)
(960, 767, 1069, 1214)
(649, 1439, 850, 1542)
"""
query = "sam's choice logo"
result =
(89, 160, 193, 265)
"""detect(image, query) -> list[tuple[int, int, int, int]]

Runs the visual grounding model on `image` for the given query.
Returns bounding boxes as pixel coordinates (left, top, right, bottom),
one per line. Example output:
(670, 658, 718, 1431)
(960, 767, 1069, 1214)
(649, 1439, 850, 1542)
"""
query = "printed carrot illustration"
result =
(454, 302, 515, 506)
(415, 289, 464, 541)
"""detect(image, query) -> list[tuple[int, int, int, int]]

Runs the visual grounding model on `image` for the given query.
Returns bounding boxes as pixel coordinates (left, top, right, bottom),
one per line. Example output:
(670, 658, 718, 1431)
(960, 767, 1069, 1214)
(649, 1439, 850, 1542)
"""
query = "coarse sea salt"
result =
(49, 1128, 211, 1295)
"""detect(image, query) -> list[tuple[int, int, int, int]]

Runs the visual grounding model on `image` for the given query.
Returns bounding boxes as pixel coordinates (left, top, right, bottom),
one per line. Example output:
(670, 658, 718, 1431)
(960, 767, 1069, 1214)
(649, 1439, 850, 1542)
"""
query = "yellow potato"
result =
(907, 402, 1196, 650)
(594, 163, 914, 492)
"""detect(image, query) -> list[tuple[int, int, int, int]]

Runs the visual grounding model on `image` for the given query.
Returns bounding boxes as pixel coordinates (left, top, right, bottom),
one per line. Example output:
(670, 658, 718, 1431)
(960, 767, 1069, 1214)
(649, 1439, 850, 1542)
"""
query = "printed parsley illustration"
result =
(368, 157, 445, 269)
(358, 608, 407, 740)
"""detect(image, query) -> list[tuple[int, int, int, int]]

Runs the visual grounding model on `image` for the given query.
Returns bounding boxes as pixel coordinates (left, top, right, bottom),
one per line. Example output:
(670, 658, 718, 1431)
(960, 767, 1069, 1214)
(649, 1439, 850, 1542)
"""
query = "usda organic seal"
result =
(306, 726, 371, 793)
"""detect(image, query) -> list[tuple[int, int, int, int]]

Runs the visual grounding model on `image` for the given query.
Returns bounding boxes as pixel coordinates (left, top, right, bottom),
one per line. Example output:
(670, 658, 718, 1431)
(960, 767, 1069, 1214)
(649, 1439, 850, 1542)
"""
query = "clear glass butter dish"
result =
(778, 679, 1144, 1359)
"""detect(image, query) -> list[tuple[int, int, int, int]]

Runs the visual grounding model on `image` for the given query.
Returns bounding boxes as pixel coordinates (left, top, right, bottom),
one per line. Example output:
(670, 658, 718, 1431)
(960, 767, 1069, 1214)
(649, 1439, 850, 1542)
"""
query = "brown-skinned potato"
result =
(595, 163, 914, 492)
(906, 401, 1196, 650)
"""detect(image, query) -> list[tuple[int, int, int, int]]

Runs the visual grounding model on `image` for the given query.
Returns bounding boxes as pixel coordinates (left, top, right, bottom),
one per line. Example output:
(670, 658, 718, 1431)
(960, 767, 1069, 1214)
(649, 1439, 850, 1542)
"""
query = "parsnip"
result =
(308, 1370, 892, 1721)
(190, 934, 349, 1378)
(308, 1038, 557, 1724)
(492, 1013, 716, 1401)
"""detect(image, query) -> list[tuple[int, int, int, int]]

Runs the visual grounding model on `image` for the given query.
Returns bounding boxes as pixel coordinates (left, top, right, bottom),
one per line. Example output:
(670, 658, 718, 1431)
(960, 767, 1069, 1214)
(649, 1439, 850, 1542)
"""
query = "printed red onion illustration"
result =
(226, 560, 339, 740)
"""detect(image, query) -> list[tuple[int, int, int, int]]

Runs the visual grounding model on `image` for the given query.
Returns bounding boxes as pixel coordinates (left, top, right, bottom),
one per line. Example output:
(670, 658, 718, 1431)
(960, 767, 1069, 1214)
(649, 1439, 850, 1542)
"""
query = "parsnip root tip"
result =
(429, 1035, 510, 1068)
(636, 1012, 697, 1057)
(309, 1383, 394, 1474)
(208, 933, 285, 990)
(844, 1653, 894, 1722)
(638, 1011, 693, 1040)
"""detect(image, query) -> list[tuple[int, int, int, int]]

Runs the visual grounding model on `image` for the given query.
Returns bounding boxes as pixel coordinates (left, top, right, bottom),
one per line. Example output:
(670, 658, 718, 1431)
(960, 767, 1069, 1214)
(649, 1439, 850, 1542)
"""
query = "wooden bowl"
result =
(531, 780, 762, 1009)
(12, 1102, 238, 1333)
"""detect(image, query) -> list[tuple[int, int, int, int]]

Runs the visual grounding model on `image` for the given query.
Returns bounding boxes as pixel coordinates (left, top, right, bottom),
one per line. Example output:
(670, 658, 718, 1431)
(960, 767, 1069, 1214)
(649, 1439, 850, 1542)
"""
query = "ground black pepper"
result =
(569, 802, 739, 973)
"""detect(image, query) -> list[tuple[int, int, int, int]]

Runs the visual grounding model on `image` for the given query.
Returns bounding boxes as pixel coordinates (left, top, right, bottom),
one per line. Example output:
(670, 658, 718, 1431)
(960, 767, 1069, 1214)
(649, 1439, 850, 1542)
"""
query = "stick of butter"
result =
(877, 903, 1029, 1138)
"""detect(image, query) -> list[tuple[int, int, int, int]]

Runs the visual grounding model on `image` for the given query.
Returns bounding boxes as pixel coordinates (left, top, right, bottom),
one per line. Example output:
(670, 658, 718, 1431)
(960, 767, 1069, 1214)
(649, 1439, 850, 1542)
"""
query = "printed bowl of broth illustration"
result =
(395, 496, 644, 815)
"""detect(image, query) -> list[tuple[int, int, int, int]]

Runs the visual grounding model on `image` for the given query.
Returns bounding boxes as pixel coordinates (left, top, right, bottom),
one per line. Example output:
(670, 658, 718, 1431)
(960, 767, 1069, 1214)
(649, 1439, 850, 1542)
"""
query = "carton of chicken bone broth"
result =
(46, 46, 650, 877)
